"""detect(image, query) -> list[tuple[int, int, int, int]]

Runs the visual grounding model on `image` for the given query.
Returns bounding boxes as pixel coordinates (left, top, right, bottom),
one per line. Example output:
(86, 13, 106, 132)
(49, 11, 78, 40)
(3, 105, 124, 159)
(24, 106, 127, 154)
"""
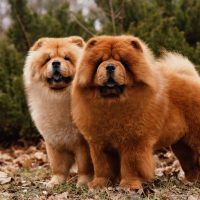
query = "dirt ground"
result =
(0, 141, 199, 200)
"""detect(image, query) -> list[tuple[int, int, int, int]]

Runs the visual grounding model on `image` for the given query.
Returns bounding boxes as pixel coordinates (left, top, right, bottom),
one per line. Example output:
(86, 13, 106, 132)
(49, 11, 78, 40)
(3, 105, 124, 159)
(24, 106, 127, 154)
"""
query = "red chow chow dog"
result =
(72, 35, 200, 189)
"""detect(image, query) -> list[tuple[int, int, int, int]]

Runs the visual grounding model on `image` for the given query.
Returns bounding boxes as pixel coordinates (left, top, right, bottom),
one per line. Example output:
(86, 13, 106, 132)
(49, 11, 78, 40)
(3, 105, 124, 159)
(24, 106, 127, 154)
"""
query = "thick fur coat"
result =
(72, 35, 200, 189)
(24, 37, 92, 187)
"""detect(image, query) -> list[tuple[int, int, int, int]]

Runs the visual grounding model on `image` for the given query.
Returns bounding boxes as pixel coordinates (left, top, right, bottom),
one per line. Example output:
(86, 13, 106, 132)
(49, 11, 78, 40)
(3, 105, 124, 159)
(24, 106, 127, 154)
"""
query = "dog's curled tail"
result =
(157, 52, 199, 78)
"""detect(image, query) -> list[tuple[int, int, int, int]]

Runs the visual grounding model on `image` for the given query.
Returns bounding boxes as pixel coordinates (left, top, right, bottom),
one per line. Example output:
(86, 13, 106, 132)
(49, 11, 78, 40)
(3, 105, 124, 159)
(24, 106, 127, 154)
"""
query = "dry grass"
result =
(0, 142, 199, 200)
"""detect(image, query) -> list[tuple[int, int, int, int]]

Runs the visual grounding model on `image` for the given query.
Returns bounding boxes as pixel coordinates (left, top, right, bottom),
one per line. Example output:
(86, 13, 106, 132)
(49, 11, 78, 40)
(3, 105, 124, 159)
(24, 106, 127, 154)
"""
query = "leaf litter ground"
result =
(0, 141, 199, 200)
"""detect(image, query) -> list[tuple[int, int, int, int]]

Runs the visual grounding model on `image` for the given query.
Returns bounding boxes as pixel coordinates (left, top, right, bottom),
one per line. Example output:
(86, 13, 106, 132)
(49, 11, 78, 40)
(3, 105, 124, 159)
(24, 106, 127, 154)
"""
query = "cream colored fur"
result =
(23, 37, 92, 187)
(157, 52, 199, 78)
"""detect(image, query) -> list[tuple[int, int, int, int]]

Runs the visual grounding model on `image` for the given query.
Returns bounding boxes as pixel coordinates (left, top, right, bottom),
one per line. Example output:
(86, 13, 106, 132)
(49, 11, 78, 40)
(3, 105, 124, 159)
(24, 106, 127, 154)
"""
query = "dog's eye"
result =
(43, 57, 51, 65)
(64, 56, 71, 62)
(121, 59, 129, 68)
(95, 58, 102, 68)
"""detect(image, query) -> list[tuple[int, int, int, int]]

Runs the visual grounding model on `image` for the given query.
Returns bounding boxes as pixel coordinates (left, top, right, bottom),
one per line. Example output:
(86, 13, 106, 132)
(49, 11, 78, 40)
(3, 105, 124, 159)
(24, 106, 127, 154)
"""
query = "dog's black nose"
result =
(52, 61, 60, 73)
(106, 64, 115, 74)
(52, 61, 60, 70)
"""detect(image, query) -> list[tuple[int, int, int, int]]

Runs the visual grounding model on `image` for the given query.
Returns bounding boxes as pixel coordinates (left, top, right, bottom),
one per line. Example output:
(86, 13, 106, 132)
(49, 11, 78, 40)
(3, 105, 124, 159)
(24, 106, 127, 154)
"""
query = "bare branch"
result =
(109, 0, 116, 35)
(115, 0, 125, 19)
(14, 11, 31, 50)
(70, 12, 95, 37)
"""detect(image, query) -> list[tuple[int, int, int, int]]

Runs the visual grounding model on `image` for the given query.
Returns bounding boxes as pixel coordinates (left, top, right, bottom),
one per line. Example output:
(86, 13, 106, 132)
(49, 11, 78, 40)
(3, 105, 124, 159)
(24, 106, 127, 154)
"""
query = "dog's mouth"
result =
(47, 72, 73, 90)
(99, 78, 125, 98)
(47, 73, 73, 84)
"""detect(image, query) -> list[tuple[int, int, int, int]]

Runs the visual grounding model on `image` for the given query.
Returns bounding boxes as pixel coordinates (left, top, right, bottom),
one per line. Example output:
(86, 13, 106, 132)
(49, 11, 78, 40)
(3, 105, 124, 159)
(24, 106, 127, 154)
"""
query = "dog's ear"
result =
(86, 38, 97, 48)
(30, 38, 48, 51)
(70, 36, 85, 48)
(130, 39, 143, 52)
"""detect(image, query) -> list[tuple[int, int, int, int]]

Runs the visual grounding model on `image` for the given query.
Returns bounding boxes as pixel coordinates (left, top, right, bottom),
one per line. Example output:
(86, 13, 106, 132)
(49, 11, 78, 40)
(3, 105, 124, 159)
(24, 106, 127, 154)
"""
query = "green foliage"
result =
(0, 38, 38, 146)
(175, 0, 200, 46)
(1, 0, 200, 146)
(7, 0, 95, 55)
(95, 0, 200, 68)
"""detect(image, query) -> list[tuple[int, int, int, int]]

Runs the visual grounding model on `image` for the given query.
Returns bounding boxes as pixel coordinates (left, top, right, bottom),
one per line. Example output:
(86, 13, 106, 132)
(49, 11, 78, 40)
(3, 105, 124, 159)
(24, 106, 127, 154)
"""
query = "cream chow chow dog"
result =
(24, 37, 93, 187)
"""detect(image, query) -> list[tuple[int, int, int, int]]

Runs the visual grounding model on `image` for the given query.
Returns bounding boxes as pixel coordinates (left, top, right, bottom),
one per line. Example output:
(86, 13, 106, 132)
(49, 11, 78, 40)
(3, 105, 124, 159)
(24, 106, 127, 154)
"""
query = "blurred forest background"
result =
(1, 0, 200, 147)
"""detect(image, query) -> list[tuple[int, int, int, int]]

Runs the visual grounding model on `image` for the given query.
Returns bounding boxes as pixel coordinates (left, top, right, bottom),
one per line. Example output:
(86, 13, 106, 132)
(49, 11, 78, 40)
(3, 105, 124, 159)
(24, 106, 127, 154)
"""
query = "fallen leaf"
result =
(0, 171, 12, 184)
(34, 152, 47, 162)
(188, 195, 198, 200)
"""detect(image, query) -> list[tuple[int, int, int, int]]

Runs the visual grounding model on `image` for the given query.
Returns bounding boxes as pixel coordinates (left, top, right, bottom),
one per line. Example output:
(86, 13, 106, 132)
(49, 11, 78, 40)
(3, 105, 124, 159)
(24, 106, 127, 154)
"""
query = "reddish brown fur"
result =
(72, 35, 200, 189)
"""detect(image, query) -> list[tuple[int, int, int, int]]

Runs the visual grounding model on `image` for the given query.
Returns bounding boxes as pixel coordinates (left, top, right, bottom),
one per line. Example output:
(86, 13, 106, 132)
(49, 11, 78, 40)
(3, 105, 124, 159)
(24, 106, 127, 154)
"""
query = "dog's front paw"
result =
(76, 174, 93, 187)
(119, 179, 142, 190)
(88, 177, 110, 189)
(46, 175, 66, 188)
(185, 170, 200, 183)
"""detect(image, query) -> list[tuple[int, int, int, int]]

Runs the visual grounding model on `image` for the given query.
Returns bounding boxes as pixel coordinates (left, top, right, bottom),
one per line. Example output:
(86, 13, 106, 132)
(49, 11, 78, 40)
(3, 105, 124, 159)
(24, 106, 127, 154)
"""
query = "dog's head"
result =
(24, 36, 85, 91)
(75, 35, 158, 99)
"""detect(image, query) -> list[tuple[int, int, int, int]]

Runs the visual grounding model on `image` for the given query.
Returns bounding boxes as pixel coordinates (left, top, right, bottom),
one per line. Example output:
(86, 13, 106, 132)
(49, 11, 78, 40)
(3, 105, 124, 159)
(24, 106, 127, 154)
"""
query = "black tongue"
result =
(105, 78, 116, 88)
